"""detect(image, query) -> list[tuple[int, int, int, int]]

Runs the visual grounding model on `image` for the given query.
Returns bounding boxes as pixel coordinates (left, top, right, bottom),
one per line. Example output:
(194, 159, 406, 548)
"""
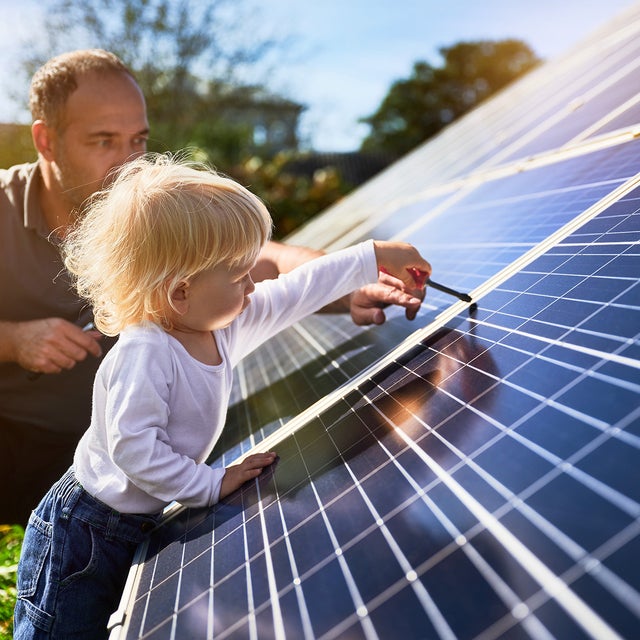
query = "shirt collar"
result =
(23, 162, 60, 242)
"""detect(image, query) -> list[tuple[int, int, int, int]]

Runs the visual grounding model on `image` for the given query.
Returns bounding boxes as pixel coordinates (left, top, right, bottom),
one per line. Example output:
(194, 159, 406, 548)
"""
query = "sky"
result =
(0, 0, 638, 151)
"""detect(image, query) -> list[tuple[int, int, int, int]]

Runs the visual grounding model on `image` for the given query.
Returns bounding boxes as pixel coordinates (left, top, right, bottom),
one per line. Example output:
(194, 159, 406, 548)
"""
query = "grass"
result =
(0, 524, 23, 639)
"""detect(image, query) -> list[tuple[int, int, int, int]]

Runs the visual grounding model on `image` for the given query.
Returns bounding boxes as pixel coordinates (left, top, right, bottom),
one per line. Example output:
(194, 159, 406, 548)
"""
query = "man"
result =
(0, 50, 423, 526)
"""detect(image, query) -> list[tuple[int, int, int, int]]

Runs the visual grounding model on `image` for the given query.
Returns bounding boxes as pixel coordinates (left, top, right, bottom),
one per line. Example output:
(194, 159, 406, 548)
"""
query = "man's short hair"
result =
(29, 49, 136, 131)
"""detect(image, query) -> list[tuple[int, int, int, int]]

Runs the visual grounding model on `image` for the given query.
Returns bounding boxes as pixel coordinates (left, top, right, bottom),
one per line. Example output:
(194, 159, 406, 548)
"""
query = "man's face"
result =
(51, 71, 149, 211)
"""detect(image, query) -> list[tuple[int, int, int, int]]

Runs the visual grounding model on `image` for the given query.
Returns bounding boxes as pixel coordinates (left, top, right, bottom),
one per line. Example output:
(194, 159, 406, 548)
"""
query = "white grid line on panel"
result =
(372, 425, 555, 640)
(271, 490, 316, 639)
(332, 371, 633, 639)
(253, 480, 286, 639)
(324, 449, 458, 640)
(385, 414, 624, 640)
(354, 309, 640, 618)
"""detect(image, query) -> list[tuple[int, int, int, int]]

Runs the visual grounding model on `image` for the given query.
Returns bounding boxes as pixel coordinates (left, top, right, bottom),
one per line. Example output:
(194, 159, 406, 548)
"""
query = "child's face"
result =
(177, 259, 256, 331)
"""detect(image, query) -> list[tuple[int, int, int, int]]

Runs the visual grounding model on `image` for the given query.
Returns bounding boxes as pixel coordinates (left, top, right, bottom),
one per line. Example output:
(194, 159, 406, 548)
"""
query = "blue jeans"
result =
(13, 468, 160, 639)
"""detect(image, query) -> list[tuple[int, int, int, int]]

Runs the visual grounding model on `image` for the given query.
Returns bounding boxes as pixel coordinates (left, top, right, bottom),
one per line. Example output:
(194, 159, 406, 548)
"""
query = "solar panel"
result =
(109, 5, 640, 639)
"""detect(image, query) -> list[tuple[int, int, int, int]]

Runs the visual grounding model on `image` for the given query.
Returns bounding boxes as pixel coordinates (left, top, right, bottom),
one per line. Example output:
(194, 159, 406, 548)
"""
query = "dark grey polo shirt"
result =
(0, 162, 114, 433)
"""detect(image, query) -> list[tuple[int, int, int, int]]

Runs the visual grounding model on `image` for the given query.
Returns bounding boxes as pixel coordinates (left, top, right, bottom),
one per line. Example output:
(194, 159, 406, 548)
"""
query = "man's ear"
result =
(32, 120, 56, 161)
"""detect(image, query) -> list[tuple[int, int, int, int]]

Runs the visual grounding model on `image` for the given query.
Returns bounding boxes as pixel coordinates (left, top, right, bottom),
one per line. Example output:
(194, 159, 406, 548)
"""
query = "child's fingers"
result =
(243, 451, 277, 469)
(379, 255, 432, 290)
(237, 452, 277, 483)
(378, 269, 425, 300)
(406, 267, 429, 288)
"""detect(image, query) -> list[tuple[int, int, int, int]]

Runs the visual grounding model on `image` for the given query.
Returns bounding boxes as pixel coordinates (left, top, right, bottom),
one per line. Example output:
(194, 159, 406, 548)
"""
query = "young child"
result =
(14, 155, 431, 639)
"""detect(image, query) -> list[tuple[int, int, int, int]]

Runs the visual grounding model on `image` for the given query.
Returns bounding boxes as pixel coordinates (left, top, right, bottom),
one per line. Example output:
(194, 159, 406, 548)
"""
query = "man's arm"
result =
(251, 240, 324, 282)
(253, 241, 424, 325)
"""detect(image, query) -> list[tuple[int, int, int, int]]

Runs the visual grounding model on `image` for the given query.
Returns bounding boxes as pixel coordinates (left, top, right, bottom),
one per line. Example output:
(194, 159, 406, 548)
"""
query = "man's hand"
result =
(3, 318, 103, 375)
(219, 451, 277, 500)
(348, 269, 425, 325)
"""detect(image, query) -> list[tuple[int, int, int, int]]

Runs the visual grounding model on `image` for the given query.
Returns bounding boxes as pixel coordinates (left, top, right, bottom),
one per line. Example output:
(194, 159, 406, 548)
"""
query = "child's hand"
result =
(219, 451, 277, 500)
(373, 241, 432, 291)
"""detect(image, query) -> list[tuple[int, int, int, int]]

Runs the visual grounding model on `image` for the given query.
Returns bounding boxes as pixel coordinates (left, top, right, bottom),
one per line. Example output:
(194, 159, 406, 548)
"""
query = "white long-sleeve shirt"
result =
(74, 240, 378, 514)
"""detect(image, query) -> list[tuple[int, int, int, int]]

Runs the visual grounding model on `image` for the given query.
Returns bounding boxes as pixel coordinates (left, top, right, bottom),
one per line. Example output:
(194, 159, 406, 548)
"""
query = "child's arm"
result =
(219, 452, 277, 500)
(229, 239, 431, 363)
(253, 240, 426, 326)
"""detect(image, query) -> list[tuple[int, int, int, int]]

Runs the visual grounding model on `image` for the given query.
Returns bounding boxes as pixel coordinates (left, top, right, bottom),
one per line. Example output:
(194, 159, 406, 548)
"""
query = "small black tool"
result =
(426, 278, 473, 303)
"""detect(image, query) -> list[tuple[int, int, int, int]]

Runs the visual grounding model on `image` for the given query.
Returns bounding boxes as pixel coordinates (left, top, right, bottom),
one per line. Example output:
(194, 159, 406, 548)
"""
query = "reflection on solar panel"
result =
(109, 5, 640, 639)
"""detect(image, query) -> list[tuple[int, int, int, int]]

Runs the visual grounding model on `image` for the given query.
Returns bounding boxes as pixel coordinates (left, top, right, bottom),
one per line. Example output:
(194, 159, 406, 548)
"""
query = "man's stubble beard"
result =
(52, 149, 101, 221)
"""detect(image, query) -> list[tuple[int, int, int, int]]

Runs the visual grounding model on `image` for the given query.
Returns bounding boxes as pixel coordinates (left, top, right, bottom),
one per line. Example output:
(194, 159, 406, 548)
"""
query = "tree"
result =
(24, 0, 286, 164)
(16, 0, 354, 236)
(0, 125, 35, 168)
(232, 153, 352, 238)
(360, 39, 541, 157)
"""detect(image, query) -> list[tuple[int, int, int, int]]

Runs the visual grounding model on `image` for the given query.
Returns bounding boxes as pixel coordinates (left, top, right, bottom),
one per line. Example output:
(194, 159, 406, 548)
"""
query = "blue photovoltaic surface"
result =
(109, 6, 640, 640)
(209, 136, 640, 465)
(111, 185, 639, 640)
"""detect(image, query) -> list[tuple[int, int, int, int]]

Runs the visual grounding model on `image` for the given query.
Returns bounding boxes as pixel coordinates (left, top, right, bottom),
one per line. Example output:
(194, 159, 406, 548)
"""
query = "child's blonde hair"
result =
(63, 154, 273, 335)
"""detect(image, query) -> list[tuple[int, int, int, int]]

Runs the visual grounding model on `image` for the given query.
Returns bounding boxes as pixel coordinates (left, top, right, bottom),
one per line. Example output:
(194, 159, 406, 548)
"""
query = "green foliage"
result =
(186, 150, 352, 238)
(0, 125, 36, 168)
(237, 155, 351, 238)
(360, 39, 541, 156)
(27, 0, 284, 167)
(0, 525, 24, 639)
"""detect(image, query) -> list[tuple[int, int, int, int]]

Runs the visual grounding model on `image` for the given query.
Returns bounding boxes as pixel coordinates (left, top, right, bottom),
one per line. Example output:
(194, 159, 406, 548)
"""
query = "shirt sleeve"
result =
(227, 239, 378, 363)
